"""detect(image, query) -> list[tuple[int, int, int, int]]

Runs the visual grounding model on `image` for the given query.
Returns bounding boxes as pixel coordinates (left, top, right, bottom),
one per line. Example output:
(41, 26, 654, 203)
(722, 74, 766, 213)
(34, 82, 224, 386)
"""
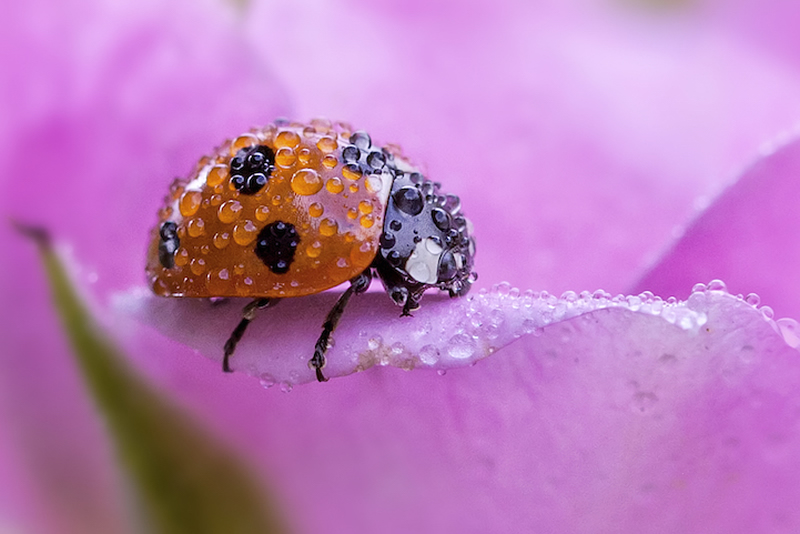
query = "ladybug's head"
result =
(376, 168, 476, 307)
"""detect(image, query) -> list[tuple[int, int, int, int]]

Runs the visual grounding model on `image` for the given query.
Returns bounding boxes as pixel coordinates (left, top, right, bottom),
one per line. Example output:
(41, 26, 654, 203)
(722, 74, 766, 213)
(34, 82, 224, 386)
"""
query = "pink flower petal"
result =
(246, 0, 800, 294)
(0, 0, 289, 531)
(118, 281, 800, 532)
(118, 281, 791, 387)
(634, 133, 800, 320)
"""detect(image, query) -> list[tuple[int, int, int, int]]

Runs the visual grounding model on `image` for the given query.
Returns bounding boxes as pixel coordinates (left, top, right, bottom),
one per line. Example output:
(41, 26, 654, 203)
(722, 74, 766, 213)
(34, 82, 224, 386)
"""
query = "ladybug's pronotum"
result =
(147, 119, 476, 381)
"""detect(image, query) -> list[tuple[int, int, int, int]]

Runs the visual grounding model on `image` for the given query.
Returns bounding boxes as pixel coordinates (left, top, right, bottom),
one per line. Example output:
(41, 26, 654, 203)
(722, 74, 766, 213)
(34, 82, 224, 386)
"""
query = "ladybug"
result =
(147, 119, 476, 382)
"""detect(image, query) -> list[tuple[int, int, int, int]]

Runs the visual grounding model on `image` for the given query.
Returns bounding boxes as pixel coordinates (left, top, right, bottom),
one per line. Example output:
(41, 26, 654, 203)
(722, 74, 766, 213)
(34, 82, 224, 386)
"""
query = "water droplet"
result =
(342, 164, 363, 181)
(358, 200, 373, 215)
(419, 345, 439, 365)
(447, 334, 476, 360)
(322, 154, 338, 169)
(308, 202, 324, 218)
(275, 147, 296, 168)
(190, 258, 207, 275)
(350, 130, 372, 149)
(319, 218, 338, 236)
(691, 282, 707, 293)
(745, 293, 761, 307)
(561, 290, 577, 302)
(291, 168, 323, 195)
(360, 215, 375, 228)
(493, 282, 511, 296)
(317, 136, 337, 153)
(217, 200, 243, 224)
(179, 191, 202, 217)
(206, 165, 227, 187)
(326, 177, 344, 194)
(213, 232, 230, 249)
(279, 382, 294, 393)
(297, 147, 314, 165)
(777, 318, 800, 348)
(437, 369, 447, 376)
(761, 306, 775, 319)
(275, 130, 300, 148)
(233, 220, 258, 246)
(206, 268, 231, 294)
(425, 237, 443, 255)
(706, 279, 727, 292)
(368, 336, 382, 350)
(306, 241, 323, 258)
(187, 218, 205, 237)
(365, 175, 383, 193)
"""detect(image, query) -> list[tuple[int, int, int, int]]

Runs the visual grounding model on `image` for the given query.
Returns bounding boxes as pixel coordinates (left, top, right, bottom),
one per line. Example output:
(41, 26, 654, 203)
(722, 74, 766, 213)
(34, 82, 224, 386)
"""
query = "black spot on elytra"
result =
(158, 221, 179, 269)
(255, 221, 299, 274)
(230, 145, 274, 195)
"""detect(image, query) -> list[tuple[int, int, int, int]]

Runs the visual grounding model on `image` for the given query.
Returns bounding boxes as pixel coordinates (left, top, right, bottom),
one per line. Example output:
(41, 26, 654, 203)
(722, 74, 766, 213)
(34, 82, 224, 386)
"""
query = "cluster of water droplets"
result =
(225, 277, 800, 389)
(687, 279, 800, 350)
(349, 278, 800, 378)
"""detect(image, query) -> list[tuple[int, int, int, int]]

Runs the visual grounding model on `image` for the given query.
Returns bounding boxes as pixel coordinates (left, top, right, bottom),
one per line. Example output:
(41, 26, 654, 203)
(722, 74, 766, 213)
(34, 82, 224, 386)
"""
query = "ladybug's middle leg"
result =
(311, 270, 372, 382)
(223, 298, 279, 372)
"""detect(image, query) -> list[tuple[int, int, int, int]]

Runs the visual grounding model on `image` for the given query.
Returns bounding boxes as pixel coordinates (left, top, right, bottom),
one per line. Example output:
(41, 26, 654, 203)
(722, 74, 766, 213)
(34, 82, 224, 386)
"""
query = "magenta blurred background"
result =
(4, 0, 800, 532)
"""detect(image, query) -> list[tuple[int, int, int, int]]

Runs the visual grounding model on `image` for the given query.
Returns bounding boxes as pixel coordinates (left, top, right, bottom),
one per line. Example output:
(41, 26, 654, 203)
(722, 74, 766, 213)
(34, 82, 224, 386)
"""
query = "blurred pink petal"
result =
(248, 0, 800, 294)
(634, 133, 800, 320)
(0, 0, 288, 531)
(126, 283, 800, 533)
(6, 0, 800, 533)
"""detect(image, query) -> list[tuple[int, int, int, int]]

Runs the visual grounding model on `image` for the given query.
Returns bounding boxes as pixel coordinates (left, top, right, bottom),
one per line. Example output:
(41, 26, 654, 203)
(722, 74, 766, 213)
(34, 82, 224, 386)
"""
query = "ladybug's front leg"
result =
(311, 270, 372, 382)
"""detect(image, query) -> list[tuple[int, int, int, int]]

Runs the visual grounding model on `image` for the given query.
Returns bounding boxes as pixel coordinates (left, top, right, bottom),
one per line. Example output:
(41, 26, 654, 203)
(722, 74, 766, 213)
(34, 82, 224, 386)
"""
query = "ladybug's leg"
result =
(311, 270, 372, 382)
(223, 298, 279, 372)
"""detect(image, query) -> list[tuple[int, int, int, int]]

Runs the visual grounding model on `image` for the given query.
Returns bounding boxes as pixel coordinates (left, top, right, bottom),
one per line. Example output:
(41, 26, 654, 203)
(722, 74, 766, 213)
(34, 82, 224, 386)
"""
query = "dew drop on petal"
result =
(419, 345, 439, 365)
(447, 333, 476, 360)
(706, 279, 727, 292)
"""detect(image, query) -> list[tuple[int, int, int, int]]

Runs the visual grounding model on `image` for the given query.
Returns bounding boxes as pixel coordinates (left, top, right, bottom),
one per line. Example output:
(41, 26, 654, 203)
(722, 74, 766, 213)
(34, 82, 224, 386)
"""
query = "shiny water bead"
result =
(213, 232, 230, 249)
(231, 134, 258, 153)
(218, 200, 243, 223)
(233, 220, 258, 246)
(179, 191, 202, 217)
(275, 147, 296, 168)
(326, 177, 344, 194)
(342, 164, 362, 181)
(275, 130, 301, 148)
(358, 200, 373, 214)
(190, 258, 207, 275)
(306, 240, 323, 258)
(365, 175, 383, 193)
(322, 154, 338, 169)
(297, 148, 314, 165)
(206, 165, 228, 187)
(320, 218, 338, 236)
(291, 168, 323, 195)
(317, 137, 337, 153)
(308, 202, 324, 218)
(186, 217, 205, 237)
(255, 205, 270, 221)
(360, 215, 375, 228)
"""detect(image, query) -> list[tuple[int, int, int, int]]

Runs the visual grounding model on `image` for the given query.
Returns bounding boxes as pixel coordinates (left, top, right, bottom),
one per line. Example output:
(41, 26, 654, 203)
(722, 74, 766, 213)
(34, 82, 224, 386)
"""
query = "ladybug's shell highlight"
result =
(147, 120, 393, 298)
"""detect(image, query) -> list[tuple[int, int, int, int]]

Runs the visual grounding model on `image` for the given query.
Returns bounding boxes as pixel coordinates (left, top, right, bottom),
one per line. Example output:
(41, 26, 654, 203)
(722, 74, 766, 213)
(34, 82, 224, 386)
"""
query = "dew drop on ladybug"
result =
(146, 119, 477, 381)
